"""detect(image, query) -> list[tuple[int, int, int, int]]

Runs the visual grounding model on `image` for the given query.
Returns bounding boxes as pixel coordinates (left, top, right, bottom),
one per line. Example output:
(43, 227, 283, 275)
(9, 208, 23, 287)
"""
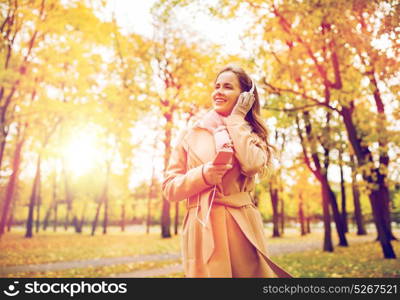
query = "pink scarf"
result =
(197, 109, 233, 154)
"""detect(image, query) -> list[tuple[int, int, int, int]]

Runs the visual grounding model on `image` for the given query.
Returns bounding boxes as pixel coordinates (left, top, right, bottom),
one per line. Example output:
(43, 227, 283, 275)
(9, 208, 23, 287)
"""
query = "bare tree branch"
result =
(262, 78, 340, 113)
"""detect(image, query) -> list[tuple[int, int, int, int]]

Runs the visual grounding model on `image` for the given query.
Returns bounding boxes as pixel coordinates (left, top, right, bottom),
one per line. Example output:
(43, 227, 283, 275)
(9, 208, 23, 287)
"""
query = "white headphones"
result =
(249, 78, 255, 94)
(241, 78, 255, 97)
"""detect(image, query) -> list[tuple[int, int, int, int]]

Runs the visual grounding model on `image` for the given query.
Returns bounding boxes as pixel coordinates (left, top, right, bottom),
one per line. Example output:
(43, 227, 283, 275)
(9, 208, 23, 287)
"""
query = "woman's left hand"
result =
(202, 162, 233, 185)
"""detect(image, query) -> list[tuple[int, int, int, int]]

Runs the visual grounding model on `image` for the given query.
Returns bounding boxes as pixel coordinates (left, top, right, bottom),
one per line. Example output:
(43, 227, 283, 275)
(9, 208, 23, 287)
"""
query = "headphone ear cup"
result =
(240, 92, 250, 106)
(239, 92, 247, 104)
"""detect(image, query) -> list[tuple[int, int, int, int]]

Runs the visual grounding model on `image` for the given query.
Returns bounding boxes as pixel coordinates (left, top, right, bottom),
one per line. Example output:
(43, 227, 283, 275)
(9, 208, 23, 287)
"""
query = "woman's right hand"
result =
(202, 161, 232, 185)
(231, 92, 255, 118)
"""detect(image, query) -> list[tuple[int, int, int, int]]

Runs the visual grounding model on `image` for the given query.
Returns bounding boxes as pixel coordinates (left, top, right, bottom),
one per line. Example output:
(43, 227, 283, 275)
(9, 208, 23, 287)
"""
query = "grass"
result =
(1, 227, 399, 278)
(0, 229, 181, 267)
(155, 241, 400, 278)
(5, 259, 182, 278)
(273, 241, 400, 278)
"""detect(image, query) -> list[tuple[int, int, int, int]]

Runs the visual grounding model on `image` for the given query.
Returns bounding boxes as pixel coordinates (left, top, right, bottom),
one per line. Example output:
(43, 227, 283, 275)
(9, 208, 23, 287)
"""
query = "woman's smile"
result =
(214, 97, 227, 104)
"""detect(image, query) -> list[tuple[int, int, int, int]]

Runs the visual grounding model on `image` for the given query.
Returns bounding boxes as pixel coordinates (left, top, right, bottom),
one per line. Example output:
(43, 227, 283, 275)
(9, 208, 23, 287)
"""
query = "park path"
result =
(0, 253, 181, 276)
(1, 233, 376, 278)
(110, 233, 377, 277)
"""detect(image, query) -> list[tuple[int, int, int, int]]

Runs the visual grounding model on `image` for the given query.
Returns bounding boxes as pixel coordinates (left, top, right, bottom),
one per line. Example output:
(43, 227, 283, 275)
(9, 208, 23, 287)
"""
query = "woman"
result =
(162, 65, 292, 278)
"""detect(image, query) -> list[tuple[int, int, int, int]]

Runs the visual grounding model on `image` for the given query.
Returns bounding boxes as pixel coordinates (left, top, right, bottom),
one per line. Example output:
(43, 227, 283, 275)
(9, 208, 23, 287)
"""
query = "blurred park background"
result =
(0, 0, 399, 277)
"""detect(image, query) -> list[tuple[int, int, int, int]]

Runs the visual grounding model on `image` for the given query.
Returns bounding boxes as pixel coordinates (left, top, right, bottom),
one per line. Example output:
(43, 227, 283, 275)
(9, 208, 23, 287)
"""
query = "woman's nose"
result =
(215, 88, 224, 95)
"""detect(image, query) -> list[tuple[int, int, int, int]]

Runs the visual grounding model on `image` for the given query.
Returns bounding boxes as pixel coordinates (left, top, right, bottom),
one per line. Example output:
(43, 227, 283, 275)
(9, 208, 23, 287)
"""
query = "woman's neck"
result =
(213, 109, 230, 118)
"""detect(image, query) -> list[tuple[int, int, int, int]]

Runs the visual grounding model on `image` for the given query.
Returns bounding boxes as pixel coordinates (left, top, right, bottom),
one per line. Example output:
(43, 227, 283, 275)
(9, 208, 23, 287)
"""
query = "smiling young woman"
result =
(163, 65, 292, 278)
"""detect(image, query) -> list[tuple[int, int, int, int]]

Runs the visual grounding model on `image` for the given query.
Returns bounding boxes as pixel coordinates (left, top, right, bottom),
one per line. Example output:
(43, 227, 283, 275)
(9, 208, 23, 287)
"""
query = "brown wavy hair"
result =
(216, 65, 274, 163)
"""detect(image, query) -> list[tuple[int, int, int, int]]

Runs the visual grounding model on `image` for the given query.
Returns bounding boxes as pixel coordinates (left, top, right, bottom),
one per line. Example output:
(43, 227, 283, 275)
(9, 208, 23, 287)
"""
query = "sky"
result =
(108, 0, 155, 37)
(108, 0, 252, 55)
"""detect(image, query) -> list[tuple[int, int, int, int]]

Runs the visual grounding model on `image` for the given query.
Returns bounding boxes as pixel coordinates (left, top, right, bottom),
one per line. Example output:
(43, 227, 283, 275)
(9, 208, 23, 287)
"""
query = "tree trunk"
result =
(161, 195, 171, 238)
(341, 106, 396, 258)
(121, 203, 126, 232)
(0, 90, 15, 172)
(44, 171, 58, 231)
(320, 111, 348, 247)
(270, 186, 280, 237)
(253, 189, 260, 207)
(327, 183, 348, 246)
(298, 194, 306, 236)
(279, 185, 285, 235)
(321, 179, 334, 252)
(72, 216, 78, 232)
(0, 136, 25, 237)
(52, 166, 58, 232)
(339, 150, 348, 233)
(146, 192, 152, 235)
(146, 176, 154, 234)
(43, 205, 52, 231)
(91, 200, 102, 236)
(369, 188, 396, 258)
(295, 112, 333, 251)
(25, 156, 41, 238)
(7, 204, 14, 232)
(53, 203, 58, 232)
(306, 216, 311, 234)
(62, 158, 73, 231)
(161, 112, 173, 238)
(353, 184, 367, 235)
(102, 196, 108, 235)
(64, 208, 70, 231)
(0, 139, 6, 174)
(76, 203, 87, 234)
(35, 169, 42, 234)
(131, 203, 137, 222)
(369, 70, 395, 241)
(350, 155, 367, 235)
(376, 172, 396, 241)
(102, 162, 111, 235)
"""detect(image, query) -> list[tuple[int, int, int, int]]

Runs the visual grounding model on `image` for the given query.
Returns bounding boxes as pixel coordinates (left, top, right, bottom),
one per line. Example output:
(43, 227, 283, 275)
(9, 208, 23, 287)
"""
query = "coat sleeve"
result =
(162, 129, 213, 202)
(225, 114, 269, 177)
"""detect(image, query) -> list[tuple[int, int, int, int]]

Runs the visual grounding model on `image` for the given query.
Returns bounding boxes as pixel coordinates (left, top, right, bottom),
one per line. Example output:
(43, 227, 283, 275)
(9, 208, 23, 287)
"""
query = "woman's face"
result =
(212, 71, 242, 116)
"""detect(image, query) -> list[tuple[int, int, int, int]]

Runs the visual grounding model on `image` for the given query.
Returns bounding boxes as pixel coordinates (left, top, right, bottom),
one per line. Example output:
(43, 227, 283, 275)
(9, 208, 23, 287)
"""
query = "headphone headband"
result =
(249, 78, 255, 94)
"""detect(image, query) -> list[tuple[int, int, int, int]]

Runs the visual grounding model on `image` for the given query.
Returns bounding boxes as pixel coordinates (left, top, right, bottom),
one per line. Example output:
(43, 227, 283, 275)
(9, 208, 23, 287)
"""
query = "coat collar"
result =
(189, 109, 225, 131)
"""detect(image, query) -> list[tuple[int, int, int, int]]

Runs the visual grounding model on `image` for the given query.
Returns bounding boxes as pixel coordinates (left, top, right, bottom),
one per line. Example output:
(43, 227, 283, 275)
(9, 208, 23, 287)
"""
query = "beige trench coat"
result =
(162, 113, 292, 278)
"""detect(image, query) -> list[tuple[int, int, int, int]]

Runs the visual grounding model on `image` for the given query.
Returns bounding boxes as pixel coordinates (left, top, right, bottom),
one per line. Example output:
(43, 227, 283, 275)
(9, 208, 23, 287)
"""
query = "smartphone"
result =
(213, 148, 233, 165)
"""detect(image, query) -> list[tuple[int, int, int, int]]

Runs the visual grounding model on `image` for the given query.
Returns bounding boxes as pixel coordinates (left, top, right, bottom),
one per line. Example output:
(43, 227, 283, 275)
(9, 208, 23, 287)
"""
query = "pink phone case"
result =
(213, 149, 233, 165)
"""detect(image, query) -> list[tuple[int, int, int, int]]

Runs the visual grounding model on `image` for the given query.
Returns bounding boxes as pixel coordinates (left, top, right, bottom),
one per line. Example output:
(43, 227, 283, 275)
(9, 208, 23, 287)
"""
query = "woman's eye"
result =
(215, 85, 232, 90)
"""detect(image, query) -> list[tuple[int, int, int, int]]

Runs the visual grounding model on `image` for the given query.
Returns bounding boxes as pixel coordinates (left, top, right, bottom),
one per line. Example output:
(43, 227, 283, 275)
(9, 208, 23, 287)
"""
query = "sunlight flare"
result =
(62, 130, 104, 177)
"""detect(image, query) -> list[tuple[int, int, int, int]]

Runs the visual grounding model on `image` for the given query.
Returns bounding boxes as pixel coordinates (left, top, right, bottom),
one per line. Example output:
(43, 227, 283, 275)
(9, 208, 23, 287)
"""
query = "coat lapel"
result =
(184, 127, 216, 166)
